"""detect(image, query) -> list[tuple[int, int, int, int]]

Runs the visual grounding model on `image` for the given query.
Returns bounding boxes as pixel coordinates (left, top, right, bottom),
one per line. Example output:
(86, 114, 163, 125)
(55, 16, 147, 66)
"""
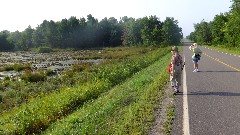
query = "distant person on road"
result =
(189, 43, 202, 72)
(170, 46, 183, 93)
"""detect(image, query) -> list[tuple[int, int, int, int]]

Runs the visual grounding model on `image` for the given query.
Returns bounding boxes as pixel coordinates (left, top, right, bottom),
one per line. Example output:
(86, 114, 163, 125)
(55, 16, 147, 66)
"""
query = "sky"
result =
(1, 0, 232, 37)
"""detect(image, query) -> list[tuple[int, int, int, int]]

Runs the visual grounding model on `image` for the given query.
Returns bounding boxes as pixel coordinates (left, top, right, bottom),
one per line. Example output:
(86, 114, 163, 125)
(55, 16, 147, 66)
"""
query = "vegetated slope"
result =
(0, 47, 151, 113)
(0, 47, 170, 135)
(41, 53, 171, 134)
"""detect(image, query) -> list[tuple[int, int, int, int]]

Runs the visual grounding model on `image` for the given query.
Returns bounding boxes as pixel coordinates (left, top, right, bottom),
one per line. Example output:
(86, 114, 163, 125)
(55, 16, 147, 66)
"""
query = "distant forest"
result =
(187, 0, 240, 48)
(0, 15, 182, 51)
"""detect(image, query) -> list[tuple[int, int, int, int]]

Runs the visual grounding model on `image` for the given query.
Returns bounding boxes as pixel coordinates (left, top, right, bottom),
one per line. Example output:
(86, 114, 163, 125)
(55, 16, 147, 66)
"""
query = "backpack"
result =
(168, 54, 183, 72)
(195, 54, 201, 60)
(174, 54, 183, 66)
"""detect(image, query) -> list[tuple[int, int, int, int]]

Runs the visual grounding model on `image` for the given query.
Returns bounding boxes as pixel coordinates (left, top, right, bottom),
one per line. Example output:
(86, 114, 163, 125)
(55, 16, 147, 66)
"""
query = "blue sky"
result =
(1, 0, 232, 37)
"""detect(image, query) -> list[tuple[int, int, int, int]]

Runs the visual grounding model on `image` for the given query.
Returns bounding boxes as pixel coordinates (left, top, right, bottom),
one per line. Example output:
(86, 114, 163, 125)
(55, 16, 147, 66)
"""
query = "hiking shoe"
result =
(193, 69, 197, 72)
(174, 87, 179, 93)
(175, 89, 179, 93)
(174, 90, 179, 94)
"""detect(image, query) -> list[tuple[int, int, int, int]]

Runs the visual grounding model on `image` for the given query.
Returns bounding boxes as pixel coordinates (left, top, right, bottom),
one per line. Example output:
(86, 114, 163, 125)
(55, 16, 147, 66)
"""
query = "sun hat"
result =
(193, 43, 198, 47)
(171, 46, 178, 52)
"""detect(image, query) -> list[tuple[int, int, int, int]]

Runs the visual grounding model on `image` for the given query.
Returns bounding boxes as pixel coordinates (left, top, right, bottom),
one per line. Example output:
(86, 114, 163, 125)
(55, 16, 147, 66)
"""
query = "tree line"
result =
(187, 0, 240, 48)
(0, 15, 182, 51)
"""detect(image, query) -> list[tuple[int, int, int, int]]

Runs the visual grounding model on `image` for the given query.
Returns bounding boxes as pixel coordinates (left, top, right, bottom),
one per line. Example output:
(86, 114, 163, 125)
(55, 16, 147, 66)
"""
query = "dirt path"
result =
(148, 83, 175, 135)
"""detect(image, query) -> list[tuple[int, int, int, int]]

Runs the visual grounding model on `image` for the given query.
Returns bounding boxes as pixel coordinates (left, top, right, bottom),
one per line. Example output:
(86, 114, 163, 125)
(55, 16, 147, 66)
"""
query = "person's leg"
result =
(170, 74, 174, 87)
(193, 62, 197, 72)
(193, 59, 199, 72)
(196, 62, 199, 71)
(171, 75, 176, 88)
(192, 58, 197, 72)
(175, 66, 182, 92)
(171, 68, 177, 92)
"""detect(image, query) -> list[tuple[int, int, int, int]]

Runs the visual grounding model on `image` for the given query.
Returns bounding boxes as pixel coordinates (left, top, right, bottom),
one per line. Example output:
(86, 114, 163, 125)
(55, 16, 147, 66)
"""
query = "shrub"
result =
(38, 46, 53, 53)
(13, 64, 31, 72)
(0, 64, 31, 72)
(0, 93, 3, 103)
(2, 66, 14, 71)
(21, 70, 46, 82)
(45, 69, 56, 76)
(72, 62, 93, 72)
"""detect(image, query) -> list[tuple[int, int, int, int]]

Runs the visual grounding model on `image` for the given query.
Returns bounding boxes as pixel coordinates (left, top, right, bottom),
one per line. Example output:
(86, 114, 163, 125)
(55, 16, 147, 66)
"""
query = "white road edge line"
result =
(183, 56, 190, 135)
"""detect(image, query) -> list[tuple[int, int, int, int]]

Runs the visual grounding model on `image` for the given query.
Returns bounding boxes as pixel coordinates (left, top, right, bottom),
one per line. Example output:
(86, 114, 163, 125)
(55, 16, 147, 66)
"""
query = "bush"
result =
(2, 66, 14, 71)
(21, 70, 46, 82)
(0, 64, 31, 72)
(38, 46, 54, 53)
(13, 64, 31, 72)
(45, 69, 56, 76)
(0, 93, 3, 103)
(72, 62, 93, 72)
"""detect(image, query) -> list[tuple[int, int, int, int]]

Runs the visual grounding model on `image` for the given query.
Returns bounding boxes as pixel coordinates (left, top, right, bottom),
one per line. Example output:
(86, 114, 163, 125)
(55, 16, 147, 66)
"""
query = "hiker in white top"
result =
(189, 43, 202, 72)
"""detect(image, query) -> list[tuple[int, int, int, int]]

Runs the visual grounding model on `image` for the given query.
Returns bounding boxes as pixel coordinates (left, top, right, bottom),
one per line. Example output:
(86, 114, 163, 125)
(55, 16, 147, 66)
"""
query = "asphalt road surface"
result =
(171, 42, 240, 135)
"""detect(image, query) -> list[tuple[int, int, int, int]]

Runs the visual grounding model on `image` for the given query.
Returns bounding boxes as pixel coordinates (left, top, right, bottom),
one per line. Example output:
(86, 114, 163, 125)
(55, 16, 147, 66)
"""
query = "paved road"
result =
(171, 42, 240, 135)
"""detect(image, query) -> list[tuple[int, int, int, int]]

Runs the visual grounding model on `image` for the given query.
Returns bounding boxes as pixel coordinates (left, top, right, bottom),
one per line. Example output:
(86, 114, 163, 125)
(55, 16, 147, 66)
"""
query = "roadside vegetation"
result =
(0, 11, 183, 134)
(202, 45, 240, 56)
(0, 46, 174, 134)
(0, 47, 158, 113)
(42, 52, 171, 135)
(187, 0, 240, 52)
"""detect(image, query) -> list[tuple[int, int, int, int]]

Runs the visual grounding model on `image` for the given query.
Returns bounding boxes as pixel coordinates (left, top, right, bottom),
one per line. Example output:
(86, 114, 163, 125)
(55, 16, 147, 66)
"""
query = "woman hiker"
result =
(189, 43, 202, 72)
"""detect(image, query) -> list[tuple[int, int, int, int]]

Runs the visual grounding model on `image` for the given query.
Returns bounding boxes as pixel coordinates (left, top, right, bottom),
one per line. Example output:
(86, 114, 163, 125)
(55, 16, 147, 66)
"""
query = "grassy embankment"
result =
(0, 47, 172, 134)
(0, 47, 157, 113)
(42, 52, 172, 134)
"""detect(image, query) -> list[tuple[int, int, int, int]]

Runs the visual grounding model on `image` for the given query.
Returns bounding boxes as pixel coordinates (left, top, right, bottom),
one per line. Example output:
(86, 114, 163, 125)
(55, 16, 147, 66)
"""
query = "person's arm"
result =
(171, 57, 175, 76)
(189, 45, 193, 50)
(172, 63, 175, 76)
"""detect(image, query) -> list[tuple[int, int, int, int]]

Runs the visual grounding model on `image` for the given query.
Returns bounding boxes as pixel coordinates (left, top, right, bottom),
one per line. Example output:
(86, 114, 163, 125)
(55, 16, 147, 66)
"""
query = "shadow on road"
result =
(198, 71, 240, 72)
(188, 91, 240, 96)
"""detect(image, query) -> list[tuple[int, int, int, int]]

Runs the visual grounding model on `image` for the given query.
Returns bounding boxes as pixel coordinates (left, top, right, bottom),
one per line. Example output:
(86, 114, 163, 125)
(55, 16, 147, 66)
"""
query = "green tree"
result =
(186, 32, 196, 42)
(22, 26, 34, 50)
(7, 31, 22, 50)
(193, 20, 212, 44)
(121, 17, 143, 46)
(210, 13, 228, 45)
(224, 0, 240, 48)
(45, 20, 60, 48)
(32, 20, 49, 48)
(141, 15, 162, 46)
(161, 17, 182, 45)
(85, 14, 99, 47)
(0, 30, 14, 51)
(99, 17, 112, 47)
(108, 17, 122, 46)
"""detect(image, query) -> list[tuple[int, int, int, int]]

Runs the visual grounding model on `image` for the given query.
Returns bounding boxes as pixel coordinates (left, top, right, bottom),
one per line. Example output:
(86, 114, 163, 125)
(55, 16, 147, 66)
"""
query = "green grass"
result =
(41, 53, 171, 135)
(202, 44, 240, 56)
(163, 104, 175, 134)
(0, 46, 159, 113)
(0, 47, 170, 134)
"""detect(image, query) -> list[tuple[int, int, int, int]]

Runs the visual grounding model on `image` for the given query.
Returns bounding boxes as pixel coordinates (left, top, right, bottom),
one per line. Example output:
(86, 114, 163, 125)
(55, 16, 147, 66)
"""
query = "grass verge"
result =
(202, 45, 240, 56)
(41, 53, 171, 134)
(0, 47, 170, 134)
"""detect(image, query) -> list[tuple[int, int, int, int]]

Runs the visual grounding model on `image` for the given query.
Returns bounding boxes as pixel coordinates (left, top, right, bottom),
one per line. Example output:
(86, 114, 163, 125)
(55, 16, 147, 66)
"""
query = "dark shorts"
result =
(192, 58, 198, 62)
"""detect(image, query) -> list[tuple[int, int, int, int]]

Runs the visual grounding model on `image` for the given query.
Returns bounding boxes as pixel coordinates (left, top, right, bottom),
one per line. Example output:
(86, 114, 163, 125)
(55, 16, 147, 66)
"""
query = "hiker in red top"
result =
(170, 46, 183, 93)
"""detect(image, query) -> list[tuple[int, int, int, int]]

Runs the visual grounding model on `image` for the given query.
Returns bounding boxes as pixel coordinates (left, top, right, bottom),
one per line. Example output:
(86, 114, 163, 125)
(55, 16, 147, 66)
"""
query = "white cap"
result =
(193, 43, 198, 46)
